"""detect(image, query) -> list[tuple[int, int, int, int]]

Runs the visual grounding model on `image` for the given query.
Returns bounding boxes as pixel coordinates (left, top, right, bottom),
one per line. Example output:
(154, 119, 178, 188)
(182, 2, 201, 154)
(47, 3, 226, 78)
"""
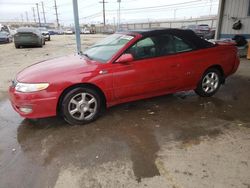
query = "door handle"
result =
(99, 70, 108, 75)
(171, 63, 180, 68)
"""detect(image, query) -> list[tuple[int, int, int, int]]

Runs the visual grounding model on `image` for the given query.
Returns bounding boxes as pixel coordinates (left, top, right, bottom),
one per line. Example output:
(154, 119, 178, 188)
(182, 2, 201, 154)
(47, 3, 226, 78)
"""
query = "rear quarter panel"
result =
(180, 44, 238, 88)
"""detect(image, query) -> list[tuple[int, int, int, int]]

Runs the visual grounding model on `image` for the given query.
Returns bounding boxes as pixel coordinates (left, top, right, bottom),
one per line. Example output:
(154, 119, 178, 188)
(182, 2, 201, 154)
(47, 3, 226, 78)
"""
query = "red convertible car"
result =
(9, 29, 239, 125)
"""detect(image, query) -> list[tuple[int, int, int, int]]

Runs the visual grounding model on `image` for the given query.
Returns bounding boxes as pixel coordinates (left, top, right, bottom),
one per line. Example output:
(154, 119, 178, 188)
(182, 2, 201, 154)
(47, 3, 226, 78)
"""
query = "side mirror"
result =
(116, 53, 134, 64)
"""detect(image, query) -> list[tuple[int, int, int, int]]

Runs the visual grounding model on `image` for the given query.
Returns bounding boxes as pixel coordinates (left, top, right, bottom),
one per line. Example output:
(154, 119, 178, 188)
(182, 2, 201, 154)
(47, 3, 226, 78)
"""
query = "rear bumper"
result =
(0, 38, 8, 42)
(231, 56, 240, 74)
(42, 35, 50, 40)
(14, 37, 40, 45)
(8, 87, 58, 119)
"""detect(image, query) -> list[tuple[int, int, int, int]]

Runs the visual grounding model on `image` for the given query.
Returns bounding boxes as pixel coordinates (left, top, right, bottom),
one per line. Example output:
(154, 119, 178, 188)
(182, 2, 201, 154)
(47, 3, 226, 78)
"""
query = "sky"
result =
(0, 0, 219, 26)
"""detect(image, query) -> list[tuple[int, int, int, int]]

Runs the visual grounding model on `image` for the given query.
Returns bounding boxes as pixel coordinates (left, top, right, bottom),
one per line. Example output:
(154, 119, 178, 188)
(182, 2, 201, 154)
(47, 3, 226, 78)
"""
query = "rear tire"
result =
(195, 68, 222, 97)
(61, 87, 102, 125)
(38, 40, 43, 47)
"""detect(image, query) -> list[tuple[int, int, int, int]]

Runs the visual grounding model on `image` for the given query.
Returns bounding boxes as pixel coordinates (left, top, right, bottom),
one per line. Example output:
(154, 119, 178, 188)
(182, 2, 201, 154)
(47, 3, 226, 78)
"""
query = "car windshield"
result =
(83, 33, 134, 63)
(0, 32, 8, 36)
(17, 28, 39, 34)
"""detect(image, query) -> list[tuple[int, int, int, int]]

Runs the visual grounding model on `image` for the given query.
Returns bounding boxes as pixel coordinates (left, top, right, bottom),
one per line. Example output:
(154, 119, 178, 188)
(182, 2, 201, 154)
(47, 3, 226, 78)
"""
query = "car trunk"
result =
(15, 32, 38, 42)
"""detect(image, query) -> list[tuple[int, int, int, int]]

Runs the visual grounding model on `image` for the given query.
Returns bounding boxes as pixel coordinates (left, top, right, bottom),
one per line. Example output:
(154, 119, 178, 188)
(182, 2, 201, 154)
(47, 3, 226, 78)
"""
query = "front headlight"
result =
(15, 82, 49, 92)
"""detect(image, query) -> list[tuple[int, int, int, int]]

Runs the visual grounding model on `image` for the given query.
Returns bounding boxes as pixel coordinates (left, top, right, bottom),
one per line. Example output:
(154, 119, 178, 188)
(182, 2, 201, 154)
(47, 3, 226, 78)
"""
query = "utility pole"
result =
(99, 0, 107, 26)
(117, 0, 121, 30)
(41, 1, 46, 24)
(32, 7, 36, 23)
(209, 0, 213, 16)
(25, 11, 29, 22)
(72, 0, 82, 54)
(54, 0, 59, 28)
(36, 3, 41, 26)
(174, 9, 177, 20)
(21, 14, 23, 22)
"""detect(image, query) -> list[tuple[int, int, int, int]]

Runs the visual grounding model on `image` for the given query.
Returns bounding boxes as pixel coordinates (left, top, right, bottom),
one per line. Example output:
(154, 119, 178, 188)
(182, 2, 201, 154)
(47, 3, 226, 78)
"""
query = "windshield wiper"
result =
(82, 53, 92, 60)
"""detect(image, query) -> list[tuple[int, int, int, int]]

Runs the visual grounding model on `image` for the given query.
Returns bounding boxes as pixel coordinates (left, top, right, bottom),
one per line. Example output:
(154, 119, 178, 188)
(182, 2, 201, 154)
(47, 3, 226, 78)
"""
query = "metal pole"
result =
(36, 3, 41, 26)
(103, 0, 106, 26)
(215, 0, 225, 40)
(54, 0, 59, 28)
(41, 1, 46, 24)
(209, 0, 213, 16)
(21, 14, 24, 24)
(72, 0, 82, 54)
(117, 0, 121, 30)
(25, 11, 29, 22)
(32, 7, 36, 23)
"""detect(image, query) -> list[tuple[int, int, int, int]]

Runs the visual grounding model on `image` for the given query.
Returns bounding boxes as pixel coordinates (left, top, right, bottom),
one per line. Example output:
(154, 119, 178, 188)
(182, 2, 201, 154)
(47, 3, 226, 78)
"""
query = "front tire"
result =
(61, 87, 102, 125)
(38, 40, 43, 47)
(195, 68, 222, 97)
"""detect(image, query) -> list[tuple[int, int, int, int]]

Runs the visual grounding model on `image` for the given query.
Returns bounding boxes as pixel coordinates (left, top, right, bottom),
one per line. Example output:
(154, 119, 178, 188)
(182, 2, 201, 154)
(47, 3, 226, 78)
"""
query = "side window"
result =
(173, 36, 193, 53)
(127, 37, 156, 60)
(142, 34, 192, 57)
(154, 34, 176, 56)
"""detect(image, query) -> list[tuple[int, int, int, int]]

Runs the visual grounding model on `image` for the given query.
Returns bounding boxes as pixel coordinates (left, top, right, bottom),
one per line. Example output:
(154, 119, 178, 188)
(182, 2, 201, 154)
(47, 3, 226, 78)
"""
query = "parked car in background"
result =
(9, 29, 239, 125)
(0, 31, 13, 43)
(14, 27, 45, 48)
(38, 27, 51, 41)
(0, 24, 11, 34)
(9, 29, 17, 36)
(187, 24, 210, 38)
(48, 30, 57, 35)
(204, 29, 216, 40)
(56, 29, 64, 35)
(81, 28, 91, 34)
(64, 29, 74, 35)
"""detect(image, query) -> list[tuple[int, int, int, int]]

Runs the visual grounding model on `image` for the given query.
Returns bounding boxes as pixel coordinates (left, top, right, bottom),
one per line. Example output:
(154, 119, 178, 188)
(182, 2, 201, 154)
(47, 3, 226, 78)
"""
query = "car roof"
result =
(17, 27, 39, 33)
(120, 28, 214, 49)
(123, 28, 185, 37)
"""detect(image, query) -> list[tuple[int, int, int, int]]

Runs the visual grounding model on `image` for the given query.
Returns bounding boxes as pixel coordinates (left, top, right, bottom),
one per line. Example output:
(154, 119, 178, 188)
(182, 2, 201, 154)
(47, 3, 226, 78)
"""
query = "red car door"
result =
(112, 36, 182, 100)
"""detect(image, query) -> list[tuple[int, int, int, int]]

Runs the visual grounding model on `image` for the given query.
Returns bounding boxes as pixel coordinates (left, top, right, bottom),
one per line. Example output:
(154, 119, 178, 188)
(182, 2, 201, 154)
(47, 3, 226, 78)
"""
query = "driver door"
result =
(112, 35, 181, 100)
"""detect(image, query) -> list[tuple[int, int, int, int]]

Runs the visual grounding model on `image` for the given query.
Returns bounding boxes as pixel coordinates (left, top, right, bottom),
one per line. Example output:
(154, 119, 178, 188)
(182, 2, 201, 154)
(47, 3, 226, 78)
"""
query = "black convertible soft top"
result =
(125, 28, 214, 49)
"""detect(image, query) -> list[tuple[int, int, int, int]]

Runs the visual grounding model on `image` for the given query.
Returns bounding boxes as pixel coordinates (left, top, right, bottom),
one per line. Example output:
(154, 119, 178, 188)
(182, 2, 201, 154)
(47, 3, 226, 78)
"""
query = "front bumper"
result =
(42, 34, 50, 40)
(0, 38, 9, 43)
(8, 86, 58, 119)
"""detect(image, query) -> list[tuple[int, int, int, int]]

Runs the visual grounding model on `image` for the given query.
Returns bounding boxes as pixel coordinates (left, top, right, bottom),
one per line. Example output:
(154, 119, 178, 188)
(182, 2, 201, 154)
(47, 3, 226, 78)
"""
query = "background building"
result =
(216, 0, 250, 39)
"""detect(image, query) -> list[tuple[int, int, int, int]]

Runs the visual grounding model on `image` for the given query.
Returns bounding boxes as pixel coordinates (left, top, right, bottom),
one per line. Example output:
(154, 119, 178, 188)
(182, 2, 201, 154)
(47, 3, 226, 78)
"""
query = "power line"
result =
(0, 2, 35, 5)
(107, 1, 217, 13)
(108, 0, 202, 12)
(81, 12, 103, 19)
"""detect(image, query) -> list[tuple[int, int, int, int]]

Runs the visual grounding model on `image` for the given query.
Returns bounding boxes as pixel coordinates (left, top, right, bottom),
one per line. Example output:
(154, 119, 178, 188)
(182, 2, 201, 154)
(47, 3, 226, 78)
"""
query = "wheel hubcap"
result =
(68, 92, 97, 120)
(202, 72, 219, 93)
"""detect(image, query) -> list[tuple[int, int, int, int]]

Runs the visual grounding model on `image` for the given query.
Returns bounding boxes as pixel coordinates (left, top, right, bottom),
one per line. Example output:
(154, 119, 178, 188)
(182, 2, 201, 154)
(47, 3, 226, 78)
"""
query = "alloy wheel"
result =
(202, 72, 219, 93)
(68, 92, 97, 120)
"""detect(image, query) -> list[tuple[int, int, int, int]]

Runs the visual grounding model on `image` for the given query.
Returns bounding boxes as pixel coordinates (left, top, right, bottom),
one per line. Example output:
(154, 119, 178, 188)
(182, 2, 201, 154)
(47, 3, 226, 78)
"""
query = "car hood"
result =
(16, 54, 98, 83)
